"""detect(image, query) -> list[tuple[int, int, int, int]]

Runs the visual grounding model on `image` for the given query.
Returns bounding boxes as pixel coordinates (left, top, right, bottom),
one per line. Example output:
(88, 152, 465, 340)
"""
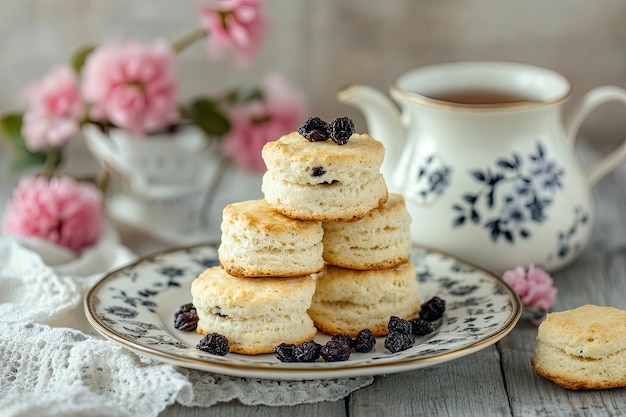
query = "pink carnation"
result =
(222, 73, 306, 173)
(199, 0, 267, 67)
(21, 65, 84, 151)
(2, 176, 103, 252)
(81, 40, 179, 136)
(502, 264, 558, 311)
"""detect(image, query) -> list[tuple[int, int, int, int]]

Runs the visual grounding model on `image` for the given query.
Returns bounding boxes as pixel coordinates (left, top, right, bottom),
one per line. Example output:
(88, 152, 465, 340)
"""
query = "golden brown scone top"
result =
(537, 304, 626, 357)
(262, 132, 385, 168)
(222, 199, 321, 234)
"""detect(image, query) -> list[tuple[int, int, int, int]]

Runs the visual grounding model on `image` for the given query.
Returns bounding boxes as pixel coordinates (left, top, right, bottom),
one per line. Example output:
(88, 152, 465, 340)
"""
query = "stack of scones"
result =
(191, 118, 420, 354)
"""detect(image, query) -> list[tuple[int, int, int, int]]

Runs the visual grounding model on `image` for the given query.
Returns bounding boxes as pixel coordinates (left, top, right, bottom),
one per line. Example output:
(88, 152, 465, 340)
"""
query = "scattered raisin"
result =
(353, 329, 376, 353)
(329, 117, 355, 145)
(387, 316, 412, 334)
(330, 334, 354, 349)
(420, 296, 446, 322)
(274, 343, 298, 362)
(174, 303, 198, 331)
(410, 318, 435, 336)
(294, 340, 323, 362)
(384, 332, 414, 353)
(298, 117, 330, 142)
(320, 339, 351, 362)
(196, 333, 229, 356)
(311, 166, 326, 177)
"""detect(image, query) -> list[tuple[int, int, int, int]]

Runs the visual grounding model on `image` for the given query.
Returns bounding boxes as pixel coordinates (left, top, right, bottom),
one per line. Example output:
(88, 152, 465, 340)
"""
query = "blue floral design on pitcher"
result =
(408, 154, 452, 204)
(452, 141, 565, 244)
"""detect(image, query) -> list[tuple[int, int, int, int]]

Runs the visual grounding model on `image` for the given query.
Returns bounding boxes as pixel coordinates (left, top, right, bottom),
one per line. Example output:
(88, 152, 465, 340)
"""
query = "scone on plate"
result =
(191, 267, 317, 355)
(261, 131, 388, 222)
(308, 262, 420, 337)
(531, 304, 626, 390)
(322, 193, 411, 270)
(218, 199, 323, 278)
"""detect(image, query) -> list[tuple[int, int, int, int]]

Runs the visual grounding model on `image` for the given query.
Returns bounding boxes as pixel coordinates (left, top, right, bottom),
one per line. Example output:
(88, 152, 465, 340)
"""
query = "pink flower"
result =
(502, 264, 558, 311)
(222, 73, 306, 173)
(199, 0, 267, 67)
(2, 176, 103, 252)
(20, 65, 84, 151)
(81, 40, 179, 136)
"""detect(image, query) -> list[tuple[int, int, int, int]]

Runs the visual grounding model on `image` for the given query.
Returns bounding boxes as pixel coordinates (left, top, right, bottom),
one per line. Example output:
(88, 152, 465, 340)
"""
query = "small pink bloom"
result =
(502, 264, 558, 311)
(81, 40, 179, 136)
(2, 176, 103, 252)
(199, 0, 267, 67)
(222, 73, 306, 172)
(21, 65, 84, 151)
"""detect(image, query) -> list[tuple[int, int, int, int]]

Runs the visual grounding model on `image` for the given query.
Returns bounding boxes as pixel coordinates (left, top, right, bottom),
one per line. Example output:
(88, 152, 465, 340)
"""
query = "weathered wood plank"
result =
(350, 346, 511, 417)
(160, 399, 346, 417)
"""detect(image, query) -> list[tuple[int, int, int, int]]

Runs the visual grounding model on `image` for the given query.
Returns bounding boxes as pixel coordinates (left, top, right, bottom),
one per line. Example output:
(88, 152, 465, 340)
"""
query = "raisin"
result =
(298, 117, 329, 142)
(173, 303, 198, 331)
(196, 333, 229, 356)
(330, 334, 354, 349)
(329, 117, 355, 145)
(353, 329, 376, 353)
(420, 296, 446, 322)
(311, 166, 326, 177)
(384, 332, 415, 353)
(294, 340, 323, 362)
(320, 339, 351, 362)
(387, 316, 412, 334)
(274, 343, 298, 362)
(410, 318, 435, 336)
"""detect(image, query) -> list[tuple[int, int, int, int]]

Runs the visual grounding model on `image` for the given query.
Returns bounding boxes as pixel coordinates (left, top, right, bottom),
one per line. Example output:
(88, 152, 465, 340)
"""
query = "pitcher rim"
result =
(390, 61, 572, 111)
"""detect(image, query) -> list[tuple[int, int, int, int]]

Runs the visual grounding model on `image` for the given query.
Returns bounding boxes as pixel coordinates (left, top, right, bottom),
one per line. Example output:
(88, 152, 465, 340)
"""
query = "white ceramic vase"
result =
(84, 124, 225, 243)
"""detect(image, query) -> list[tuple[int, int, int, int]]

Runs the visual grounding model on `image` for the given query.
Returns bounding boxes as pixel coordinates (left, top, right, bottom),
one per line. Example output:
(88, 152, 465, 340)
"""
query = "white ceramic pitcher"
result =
(339, 61, 625, 273)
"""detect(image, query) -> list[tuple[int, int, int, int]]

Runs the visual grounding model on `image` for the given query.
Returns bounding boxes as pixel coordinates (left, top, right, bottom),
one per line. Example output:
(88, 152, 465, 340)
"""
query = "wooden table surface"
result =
(155, 149, 625, 417)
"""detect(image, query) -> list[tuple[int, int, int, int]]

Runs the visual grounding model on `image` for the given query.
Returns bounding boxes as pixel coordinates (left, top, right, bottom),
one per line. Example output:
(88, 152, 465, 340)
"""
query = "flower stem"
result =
(172, 28, 208, 54)
(94, 169, 110, 193)
(41, 147, 62, 178)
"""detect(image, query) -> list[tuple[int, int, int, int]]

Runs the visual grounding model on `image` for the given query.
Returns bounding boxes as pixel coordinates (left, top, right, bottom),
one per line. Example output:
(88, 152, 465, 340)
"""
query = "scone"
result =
(531, 304, 626, 390)
(322, 193, 411, 270)
(308, 262, 420, 337)
(191, 267, 317, 354)
(218, 199, 324, 278)
(261, 131, 388, 222)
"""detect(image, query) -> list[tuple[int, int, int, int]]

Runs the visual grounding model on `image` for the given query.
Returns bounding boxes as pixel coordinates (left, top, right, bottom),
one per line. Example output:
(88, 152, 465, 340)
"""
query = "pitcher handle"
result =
(565, 85, 626, 186)
(82, 124, 134, 177)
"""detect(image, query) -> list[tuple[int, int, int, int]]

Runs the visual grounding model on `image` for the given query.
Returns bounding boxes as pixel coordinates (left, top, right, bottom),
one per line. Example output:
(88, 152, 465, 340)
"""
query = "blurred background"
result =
(0, 0, 624, 252)
(1, 0, 625, 147)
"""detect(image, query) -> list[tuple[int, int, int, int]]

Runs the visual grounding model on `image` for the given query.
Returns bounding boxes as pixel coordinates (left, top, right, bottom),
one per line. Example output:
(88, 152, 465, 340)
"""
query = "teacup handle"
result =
(83, 124, 135, 177)
(565, 85, 626, 186)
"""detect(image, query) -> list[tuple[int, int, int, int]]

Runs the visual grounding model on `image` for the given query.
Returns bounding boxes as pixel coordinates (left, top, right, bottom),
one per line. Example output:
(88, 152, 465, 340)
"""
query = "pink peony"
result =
(199, 0, 267, 67)
(502, 264, 558, 311)
(2, 176, 103, 252)
(21, 65, 84, 151)
(81, 40, 179, 136)
(222, 73, 306, 173)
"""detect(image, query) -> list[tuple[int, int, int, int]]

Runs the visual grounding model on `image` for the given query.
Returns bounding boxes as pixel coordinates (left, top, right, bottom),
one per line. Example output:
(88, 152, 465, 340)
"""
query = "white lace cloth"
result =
(0, 236, 373, 417)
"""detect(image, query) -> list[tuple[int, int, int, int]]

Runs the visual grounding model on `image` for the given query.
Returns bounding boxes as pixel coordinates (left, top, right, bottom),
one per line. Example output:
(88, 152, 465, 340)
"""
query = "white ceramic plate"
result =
(85, 244, 521, 380)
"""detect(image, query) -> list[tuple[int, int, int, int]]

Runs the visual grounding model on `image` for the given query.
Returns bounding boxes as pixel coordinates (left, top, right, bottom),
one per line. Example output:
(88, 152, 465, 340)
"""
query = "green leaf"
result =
(0, 113, 25, 147)
(188, 98, 231, 137)
(0, 113, 59, 174)
(8, 151, 48, 173)
(71, 44, 97, 73)
(243, 87, 264, 102)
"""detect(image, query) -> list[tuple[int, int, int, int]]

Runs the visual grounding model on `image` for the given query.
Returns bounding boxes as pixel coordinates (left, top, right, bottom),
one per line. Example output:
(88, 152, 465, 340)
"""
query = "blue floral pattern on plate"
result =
(85, 244, 521, 380)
